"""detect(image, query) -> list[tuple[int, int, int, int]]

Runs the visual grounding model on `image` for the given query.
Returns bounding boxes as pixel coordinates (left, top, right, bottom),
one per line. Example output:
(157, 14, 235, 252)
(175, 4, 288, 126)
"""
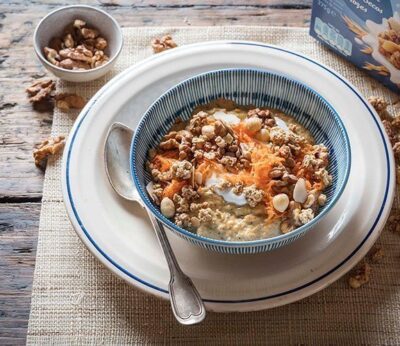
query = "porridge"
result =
(146, 99, 332, 241)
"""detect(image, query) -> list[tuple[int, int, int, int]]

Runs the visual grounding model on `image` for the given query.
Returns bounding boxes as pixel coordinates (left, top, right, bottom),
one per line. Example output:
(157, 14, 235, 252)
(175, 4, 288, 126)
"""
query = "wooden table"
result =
(0, 1, 311, 343)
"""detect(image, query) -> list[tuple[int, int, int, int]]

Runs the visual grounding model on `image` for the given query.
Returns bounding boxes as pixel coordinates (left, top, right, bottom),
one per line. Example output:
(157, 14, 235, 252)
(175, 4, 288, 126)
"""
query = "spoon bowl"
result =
(104, 122, 141, 203)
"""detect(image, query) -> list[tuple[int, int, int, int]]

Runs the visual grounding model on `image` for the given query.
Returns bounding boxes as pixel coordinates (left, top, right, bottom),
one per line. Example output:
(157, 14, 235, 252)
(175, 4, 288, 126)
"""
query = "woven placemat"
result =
(27, 26, 399, 345)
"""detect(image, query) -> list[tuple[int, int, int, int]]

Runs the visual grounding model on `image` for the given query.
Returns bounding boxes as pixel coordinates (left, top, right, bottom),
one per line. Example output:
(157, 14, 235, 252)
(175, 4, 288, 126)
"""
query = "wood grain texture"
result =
(0, 203, 39, 346)
(0, 0, 311, 343)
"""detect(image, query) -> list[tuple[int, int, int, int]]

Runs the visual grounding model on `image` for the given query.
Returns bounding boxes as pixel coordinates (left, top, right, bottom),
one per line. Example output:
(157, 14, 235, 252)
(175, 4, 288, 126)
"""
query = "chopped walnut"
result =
(81, 27, 99, 39)
(55, 93, 86, 111)
(392, 116, 400, 130)
(282, 172, 298, 184)
(397, 165, 400, 185)
(278, 145, 291, 158)
(91, 50, 109, 68)
(44, 47, 60, 65)
(269, 166, 285, 179)
(95, 37, 108, 50)
(219, 155, 237, 167)
(215, 136, 227, 148)
(348, 262, 371, 289)
(59, 58, 91, 70)
(151, 35, 177, 53)
(160, 138, 179, 150)
(382, 119, 396, 144)
(368, 96, 389, 117)
(387, 212, 400, 234)
(63, 33, 75, 48)
(248, 108, 272, 119)
(59, 45, 93, 63)
(33, 136, 65, 169)
(26, 79, 55, 103)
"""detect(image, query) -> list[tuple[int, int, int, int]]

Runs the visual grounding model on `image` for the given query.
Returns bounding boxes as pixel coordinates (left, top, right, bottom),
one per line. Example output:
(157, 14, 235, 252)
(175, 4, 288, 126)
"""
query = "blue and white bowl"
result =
(131, 69, 351, 254)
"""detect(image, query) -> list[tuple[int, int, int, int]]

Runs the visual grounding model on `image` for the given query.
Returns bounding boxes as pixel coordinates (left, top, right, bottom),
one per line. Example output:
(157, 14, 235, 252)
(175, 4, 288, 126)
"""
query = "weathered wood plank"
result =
(0, 203, 40, 344)
(11, 0, 312, 7)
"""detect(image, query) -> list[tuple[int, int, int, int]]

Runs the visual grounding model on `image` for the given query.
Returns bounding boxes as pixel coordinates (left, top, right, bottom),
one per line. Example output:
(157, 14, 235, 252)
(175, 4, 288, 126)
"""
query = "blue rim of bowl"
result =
(33, 4, 124, 74)
(63, 41, 393, 303)
(130, 67, 352, 249)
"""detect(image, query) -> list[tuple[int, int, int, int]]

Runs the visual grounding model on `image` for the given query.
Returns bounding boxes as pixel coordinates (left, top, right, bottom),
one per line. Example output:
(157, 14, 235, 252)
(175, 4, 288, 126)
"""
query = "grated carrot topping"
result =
(163, 179, 187, 199)
(152, 117, 327, 220)
(152, 154, 176, 172)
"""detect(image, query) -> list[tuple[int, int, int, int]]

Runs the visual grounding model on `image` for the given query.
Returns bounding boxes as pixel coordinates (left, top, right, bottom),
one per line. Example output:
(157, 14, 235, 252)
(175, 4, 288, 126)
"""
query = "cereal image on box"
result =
(344, 13, 400, 86)
(310, 0, 400, 93)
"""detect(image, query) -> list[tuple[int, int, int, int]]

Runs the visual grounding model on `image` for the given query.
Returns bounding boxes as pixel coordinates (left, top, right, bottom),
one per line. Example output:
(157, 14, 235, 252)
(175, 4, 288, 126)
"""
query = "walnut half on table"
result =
(348, 262, 371, 289)
(151, 35, 178, 53)
(33, 136, 65, 169)
(55, 93, 86, 111)
(26, 79, 55, 103)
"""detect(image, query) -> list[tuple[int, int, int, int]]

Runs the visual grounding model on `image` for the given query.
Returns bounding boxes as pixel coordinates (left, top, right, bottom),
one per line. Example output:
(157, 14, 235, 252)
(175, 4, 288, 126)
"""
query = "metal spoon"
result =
(104, 122, 206, 325)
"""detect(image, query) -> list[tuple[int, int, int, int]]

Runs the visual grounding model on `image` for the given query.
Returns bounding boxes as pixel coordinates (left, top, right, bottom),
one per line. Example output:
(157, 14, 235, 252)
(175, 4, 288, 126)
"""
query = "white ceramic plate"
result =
(62, 41, 395, 312)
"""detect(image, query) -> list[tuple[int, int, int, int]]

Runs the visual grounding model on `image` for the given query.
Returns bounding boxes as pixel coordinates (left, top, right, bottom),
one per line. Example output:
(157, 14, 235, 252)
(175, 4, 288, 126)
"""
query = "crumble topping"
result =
(146, 100, 332, 241)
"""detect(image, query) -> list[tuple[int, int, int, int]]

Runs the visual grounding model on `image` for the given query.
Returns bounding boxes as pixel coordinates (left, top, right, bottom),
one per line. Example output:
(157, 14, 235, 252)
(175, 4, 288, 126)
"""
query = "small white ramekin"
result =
(33, 5, 123, 83)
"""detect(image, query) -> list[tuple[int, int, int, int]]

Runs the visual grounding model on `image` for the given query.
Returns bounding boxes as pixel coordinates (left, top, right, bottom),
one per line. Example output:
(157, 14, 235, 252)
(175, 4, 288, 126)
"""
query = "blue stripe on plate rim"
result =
(65, 41, 392, 303)
(130, 67, 351, 251)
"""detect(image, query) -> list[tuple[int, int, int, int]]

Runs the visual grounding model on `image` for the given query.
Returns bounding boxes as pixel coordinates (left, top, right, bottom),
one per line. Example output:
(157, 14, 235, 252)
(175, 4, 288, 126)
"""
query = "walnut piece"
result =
(33, 136, 65, 169)
(151, 35, 177, 53)
(59, 45, 93, 63)
(44, 47, 60, 65)
(55, 93, 86, 111)
(348, 262, 371, 289)
(387, 212, 400, 233)
(368, 246, 384, 264)
(26, 79, 55, 103)
(368, 96, 388, 115)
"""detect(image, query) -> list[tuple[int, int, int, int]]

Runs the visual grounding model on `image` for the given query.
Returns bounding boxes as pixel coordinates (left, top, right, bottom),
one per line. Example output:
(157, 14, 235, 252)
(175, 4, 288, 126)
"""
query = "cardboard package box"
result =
(310, 0, 400, 93)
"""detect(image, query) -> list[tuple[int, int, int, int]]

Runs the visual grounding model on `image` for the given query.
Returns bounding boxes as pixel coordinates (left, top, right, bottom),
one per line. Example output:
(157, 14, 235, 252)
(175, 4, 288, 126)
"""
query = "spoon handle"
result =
(147, 210, 206, 325)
